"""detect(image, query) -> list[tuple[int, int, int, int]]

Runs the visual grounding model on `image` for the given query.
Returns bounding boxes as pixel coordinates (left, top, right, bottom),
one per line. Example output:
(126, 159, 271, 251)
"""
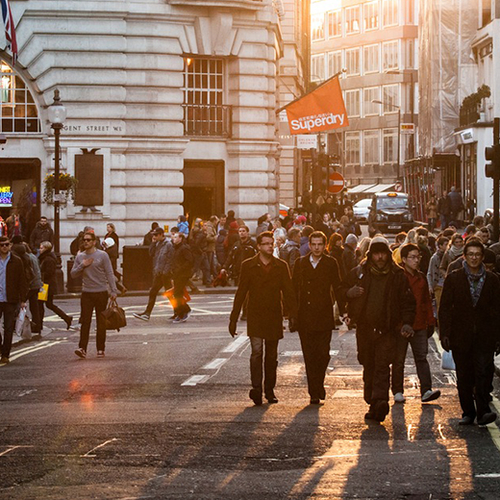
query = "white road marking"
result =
(181, 374, 209, 386)
(81, 438, 119, 458)
(437, 424, 446, 440)
(282, 350, 339, 357)
(8, 341, 64, 362)
(222, 335, 249, 353)
(202, 358, 227, 370)
(0, 445, 32, 457)
(475, 474, 500, 478)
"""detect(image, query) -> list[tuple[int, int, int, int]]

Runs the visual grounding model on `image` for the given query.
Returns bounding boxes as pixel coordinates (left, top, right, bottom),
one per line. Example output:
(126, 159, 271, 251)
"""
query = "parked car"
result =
(353, 198, 372, 222)
(372, 192, 415, 233)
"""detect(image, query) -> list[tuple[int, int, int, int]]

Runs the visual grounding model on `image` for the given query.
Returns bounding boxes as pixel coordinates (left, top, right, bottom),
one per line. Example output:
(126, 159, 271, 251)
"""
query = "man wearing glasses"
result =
(71, 231, 117, 359)
(0, 236, 28, 365)
(392, 243, 440, 404)
(439, 238, 500, 426)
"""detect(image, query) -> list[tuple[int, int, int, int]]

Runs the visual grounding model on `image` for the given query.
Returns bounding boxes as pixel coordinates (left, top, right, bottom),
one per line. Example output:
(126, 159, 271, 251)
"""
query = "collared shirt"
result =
(309, 254, 322, 269)
(0, 253, 11, 302)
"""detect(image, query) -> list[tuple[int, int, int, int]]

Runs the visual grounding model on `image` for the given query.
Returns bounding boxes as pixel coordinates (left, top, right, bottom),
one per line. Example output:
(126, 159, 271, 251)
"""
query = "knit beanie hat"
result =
(368, 235, 391, 255)
(345, 234, 358, 247)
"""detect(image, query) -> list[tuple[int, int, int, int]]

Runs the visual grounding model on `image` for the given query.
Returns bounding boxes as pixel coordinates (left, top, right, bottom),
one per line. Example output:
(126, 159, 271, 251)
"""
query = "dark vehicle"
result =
(372, 192, 415, 233)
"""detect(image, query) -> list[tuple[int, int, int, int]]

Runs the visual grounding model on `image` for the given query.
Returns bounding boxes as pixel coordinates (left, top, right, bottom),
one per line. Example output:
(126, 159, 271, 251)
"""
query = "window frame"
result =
(345, 47, 361, 76)
(345, 5, 361, 35)
(327, 9, 342, 38)
(363, 0, 379, 31)
(363, 44, 380, 74)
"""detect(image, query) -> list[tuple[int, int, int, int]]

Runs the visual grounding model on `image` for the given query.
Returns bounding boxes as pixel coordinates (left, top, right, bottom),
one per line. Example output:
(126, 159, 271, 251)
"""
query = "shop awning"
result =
(347, 183, 377, 194)
(362, 183, 396, 194)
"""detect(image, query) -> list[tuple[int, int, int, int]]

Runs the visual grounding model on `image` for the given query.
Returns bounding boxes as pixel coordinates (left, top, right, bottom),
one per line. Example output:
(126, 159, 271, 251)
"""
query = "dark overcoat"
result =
(292, 253, 343, 332)
(439, 267, 500, 353)
(230, 254, 297, 340)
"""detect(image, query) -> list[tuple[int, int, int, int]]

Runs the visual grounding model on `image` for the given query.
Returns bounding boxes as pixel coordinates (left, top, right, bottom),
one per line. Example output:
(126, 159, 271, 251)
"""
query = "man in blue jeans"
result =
(0, 236, 28, 365)
(71, 231, 117, 359)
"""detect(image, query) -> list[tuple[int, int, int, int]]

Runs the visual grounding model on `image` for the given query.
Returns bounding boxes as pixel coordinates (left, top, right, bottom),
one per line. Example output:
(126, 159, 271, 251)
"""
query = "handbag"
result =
(441, 350, 456, 371)
(100, 297, 127, 331)
(38, 283, 49, 301)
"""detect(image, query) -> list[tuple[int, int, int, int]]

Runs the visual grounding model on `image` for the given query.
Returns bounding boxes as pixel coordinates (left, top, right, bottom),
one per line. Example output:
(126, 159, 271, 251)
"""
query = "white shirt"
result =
(309, 254, 322, 269)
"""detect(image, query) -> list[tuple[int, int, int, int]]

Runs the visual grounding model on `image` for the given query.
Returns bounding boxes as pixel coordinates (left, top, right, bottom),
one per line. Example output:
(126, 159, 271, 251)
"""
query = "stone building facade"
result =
(0, 0, 283, 260)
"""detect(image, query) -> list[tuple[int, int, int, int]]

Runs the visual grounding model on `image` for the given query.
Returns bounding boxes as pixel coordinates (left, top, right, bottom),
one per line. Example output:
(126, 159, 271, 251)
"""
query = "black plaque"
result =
(75, 148, 104, 206)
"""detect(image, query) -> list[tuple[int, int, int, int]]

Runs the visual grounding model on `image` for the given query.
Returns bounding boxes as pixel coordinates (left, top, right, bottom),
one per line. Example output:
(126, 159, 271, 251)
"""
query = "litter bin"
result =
(122, 245, 152, 291)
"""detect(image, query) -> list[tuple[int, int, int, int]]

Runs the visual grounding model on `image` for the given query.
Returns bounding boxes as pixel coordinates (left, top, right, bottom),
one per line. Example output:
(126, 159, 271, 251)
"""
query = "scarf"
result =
(463, 261, 486, 307)
(369, 260, 391, 276)
(447, 244, 464, 261)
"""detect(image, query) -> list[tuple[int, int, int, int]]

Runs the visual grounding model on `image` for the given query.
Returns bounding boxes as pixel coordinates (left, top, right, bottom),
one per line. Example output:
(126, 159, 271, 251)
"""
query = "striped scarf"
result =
(463, 261, 486, 307)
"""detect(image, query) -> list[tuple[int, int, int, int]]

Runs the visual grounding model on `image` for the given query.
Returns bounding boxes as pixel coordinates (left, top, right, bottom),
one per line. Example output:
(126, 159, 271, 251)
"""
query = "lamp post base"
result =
(54, 253, 65, 295)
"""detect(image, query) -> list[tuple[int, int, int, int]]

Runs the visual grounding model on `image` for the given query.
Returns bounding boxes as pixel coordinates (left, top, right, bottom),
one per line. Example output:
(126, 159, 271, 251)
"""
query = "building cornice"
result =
(168, 0, 264, 11)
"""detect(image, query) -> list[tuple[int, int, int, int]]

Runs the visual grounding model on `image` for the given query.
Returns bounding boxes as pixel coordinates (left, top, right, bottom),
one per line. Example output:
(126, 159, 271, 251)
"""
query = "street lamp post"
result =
(372, 99, 401, 180)
(48, 90, 67, 293)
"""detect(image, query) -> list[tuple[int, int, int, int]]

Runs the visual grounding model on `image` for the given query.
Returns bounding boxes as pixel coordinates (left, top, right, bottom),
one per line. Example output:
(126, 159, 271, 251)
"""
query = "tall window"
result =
(383, 0, 398, 27)
(328, 10, 342, 38)
(328, 51, 342, 78)
(364, 44, 380, 74)
(311, 13, 325, 41)
(311, 54, 325, 82)
(0, 61, 40, 133)
(382, 41, 399, 70)
(346, 131, 361, 166)
(345, 5, 361, 35)
(383, 128, 398, 163)
(345, 89, 361, 117)
(406, 39, 415, 69)
(345, 48, 361, 76)
(364, 130, 380, 166)
(364, 1, 379, 31)
(382, 84, 399, 113)
(364, 87, 381, 116)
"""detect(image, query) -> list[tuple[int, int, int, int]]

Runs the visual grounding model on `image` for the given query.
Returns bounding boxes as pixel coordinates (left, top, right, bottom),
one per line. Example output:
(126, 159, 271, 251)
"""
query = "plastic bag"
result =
(15, 306, 27, 336)
(441, 350, 456, 371)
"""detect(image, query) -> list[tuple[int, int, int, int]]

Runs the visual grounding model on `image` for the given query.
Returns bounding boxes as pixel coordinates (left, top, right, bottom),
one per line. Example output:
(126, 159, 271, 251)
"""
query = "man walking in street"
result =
(223, 225, 257, 285)
(342, 236, 415, 422)
(71, 231, 117, 359)
(292, 231, 343, 404)
(439, 239, 500, 426)
(279, 227, 301, 272)
(229, 231, 297, 406)
(171, 231, 194, 323)
(0, 236, 28, 365)
(133, 227, 173, 321)
(392, 243, 440, 404)
(29, 216, 54, 254)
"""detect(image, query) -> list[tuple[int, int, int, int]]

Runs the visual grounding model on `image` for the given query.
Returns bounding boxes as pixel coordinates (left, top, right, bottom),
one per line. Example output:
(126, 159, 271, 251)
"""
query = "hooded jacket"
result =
(30, 221, 54, 252)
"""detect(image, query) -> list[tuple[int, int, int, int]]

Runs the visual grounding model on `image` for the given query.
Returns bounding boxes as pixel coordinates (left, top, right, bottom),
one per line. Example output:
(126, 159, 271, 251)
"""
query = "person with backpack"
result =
(279, 228, 301, 272)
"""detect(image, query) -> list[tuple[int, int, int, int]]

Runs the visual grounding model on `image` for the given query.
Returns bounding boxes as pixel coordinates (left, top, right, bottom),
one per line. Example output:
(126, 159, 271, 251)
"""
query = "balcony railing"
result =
(183, 104, 232, 138)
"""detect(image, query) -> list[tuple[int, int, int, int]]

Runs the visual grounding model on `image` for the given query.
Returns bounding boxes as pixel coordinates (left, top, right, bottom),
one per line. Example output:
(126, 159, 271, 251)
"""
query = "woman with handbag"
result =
(38, 241, 73, 330)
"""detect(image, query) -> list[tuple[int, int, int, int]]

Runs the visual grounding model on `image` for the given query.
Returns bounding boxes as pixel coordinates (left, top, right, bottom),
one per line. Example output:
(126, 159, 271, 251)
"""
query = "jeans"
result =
(173, 277, 191, 318)
(249, 336, 279, 397)
(145, 273, 172, 315)
(79, 291, 109, 352)
(0, 302, 16, 358)
(299, 329, 332, 399)
(392, 329, 432, 396)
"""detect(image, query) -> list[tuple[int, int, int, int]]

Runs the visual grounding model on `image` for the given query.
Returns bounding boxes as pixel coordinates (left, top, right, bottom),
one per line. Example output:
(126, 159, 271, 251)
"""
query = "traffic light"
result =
(485, 144, 500, 178)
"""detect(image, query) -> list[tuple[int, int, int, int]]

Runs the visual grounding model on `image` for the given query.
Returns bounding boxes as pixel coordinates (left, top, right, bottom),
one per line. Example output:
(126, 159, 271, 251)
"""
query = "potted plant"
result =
(43, 173, 78, 204)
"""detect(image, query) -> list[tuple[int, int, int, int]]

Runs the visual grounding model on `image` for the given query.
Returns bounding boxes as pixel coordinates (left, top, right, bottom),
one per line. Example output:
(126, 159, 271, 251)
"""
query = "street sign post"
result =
(328, 171, 345, 194)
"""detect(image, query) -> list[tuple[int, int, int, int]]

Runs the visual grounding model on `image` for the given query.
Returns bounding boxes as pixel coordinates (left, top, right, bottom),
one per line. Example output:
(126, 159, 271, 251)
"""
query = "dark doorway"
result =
(0, 158, 41, 241)
(183, 160, 224, 221)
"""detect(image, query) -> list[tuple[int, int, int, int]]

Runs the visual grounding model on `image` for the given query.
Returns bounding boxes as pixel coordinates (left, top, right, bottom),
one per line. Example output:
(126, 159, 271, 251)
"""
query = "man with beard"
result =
(342, 236, 415, 422)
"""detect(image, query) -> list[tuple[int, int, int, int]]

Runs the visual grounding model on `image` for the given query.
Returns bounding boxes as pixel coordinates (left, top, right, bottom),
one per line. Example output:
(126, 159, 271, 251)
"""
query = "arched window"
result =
(0, 61, 41, 133)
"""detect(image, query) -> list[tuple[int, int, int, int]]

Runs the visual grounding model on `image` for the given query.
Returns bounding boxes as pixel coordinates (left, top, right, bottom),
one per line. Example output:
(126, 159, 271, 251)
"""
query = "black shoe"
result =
(249, 388, 262, 406)
(364, 411, 377, 421)
(459, 415, 475, 425)
(371, 400, 389, 422)
(65, 316, 73, 330)
(266, 394, 278, 404)
(310, 398, 321, 405)
(477, 412, 497, 426)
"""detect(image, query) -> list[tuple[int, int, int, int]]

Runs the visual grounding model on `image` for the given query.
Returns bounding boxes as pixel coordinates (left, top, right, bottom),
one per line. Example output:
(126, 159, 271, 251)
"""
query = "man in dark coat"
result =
(229, 231, 297, 406)
(29, 216, 54, 254)
(0, 236, 28, 364)
(171, 231, 194, 323)
(292, 231, 343, 404)
(439, 239, 500, 426)
(342, 236, 415, 422)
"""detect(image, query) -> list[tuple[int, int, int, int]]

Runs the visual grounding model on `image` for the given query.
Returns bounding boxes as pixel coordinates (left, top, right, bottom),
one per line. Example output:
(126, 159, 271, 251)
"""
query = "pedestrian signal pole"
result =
(485, 117, 500, 242)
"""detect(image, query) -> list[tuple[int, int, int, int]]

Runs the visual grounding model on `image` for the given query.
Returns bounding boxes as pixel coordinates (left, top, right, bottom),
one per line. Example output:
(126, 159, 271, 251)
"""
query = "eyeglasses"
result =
(406, 254, 421, 260)
(465, 252, 482, 258)
(83, 238, 93, 242)
(0, 243, 10, 247)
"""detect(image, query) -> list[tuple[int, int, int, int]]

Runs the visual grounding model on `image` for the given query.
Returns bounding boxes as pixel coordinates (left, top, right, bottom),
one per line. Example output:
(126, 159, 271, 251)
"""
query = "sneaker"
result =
(394, 392, 406, 403)
(173, 315, 188, 323)
(97, 351, 105, 358)
(421, 389, 441, 403)
(0, 356, 9, 365)
(133, 313, 150, 321)
(169, 314, 177, 320)
(74, 348, 86, 359)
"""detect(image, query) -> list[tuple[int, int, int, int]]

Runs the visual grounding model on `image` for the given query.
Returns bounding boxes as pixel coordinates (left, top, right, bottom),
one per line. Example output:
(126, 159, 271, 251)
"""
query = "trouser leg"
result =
(46, 291, 71, 324)
(473, 347, 495, 419)
(0, 303, 16, 358)
(264, 339, 279, 397)
(391, 334, 409, 395)
(145, 274, 164, 315)
(173, 277, 190, 317)
(371, 333, 395, 404)
(356, 328, 375, 404)
(79, 292, 94, 351)
(28, 289, 41, 333)
(250, 337, 263, 393)
(409, 329, 432, 395)
(453, 349, 476, 418)
(38, 300, 45, 330)
(94, 291, 109, 352)
(300, 330, 331, 399)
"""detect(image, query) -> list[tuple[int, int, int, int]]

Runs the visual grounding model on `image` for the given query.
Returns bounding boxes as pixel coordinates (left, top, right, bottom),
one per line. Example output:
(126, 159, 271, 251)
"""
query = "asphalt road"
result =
(1, 292, 500, 499)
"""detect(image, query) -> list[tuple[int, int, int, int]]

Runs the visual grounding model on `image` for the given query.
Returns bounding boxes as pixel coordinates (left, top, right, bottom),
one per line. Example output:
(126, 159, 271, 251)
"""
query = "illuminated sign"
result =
(0, 186, 13, 207)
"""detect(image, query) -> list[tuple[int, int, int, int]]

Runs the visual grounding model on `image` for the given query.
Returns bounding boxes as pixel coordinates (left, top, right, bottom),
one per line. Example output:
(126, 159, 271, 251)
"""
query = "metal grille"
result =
(0, 61, 41, 133)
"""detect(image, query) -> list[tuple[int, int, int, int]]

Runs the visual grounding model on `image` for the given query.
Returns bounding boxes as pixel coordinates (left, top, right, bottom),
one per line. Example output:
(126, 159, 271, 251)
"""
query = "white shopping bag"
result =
(441, 350, 456, 371)
(15, 306, 27, 337)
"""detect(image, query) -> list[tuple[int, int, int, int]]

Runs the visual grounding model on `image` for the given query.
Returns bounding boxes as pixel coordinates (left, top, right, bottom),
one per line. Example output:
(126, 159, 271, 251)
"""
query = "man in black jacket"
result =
(171, 231, 194, 323)
(0, 236, 28, 364)
(342, 236, 415, 422)
(223, 226, 257, 285)
(439, 239, 500, 426)
(292, 231, 343, 404)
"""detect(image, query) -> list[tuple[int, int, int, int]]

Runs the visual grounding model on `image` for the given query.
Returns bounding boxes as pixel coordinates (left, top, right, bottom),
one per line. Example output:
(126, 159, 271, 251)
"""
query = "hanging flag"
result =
(284, 76, 349, 135)
(1, 0, 18, 64)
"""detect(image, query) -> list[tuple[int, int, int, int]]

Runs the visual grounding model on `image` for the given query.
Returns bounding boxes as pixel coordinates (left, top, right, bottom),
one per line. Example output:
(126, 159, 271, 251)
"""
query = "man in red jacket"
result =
(392, 243, 440, 403)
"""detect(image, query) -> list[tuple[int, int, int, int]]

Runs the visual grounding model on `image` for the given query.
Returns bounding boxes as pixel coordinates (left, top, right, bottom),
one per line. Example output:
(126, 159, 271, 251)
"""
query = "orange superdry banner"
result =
(285, 77, 349, 135)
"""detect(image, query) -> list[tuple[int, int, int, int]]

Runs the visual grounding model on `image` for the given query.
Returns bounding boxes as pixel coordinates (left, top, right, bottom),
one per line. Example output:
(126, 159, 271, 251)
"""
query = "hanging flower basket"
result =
(43, 173, 78, 204)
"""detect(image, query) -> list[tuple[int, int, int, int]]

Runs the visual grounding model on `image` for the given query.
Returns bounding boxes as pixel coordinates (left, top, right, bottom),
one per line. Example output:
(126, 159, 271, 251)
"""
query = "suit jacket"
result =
(230, 254, 297, 340)
(292, 253, 343, 332)
(2, 253, 28, 303)
(439, 267, 500, 353)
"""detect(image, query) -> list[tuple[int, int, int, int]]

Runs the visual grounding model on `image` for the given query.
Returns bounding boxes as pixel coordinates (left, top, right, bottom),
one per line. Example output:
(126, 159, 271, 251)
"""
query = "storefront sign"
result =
(0, 186, 13, 207)
(296, 134, 318, 149)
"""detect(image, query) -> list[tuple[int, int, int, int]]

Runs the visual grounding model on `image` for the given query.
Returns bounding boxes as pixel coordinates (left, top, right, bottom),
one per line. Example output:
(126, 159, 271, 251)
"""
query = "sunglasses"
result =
(0, 242, 10, 247)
